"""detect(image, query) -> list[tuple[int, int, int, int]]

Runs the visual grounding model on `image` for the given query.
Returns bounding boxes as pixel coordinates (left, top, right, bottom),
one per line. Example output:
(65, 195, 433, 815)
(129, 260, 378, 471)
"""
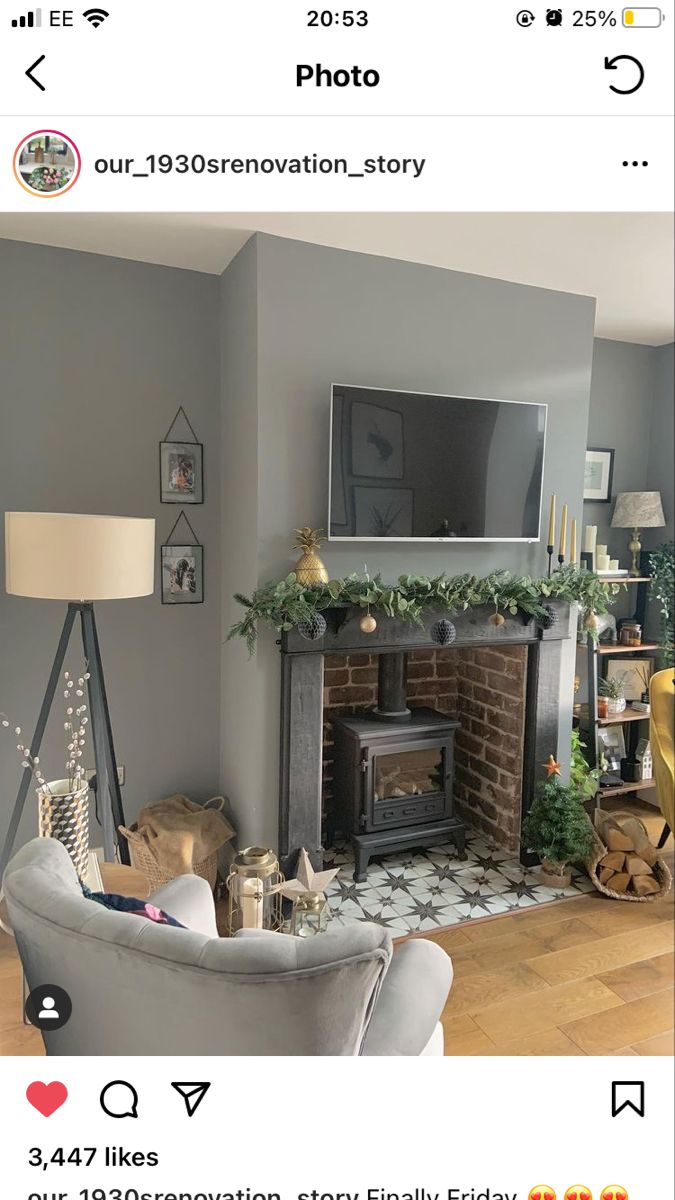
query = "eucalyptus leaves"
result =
(230, 565, 620, 654)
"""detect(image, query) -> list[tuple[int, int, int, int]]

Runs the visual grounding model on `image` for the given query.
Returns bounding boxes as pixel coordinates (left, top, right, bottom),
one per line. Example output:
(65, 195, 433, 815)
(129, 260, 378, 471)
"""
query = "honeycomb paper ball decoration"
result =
(359, 613, 378, 634)
(296, 612, 327, 641)
(538, 604, 559, 630)
(431, 618, 456, 646)
(489, 612, 506, 627)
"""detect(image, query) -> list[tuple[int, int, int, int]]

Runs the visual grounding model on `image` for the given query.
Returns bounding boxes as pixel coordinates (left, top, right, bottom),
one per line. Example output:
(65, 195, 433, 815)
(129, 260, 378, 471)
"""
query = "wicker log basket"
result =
(119, 796, 229, 892)
(586, 809, 672, 902)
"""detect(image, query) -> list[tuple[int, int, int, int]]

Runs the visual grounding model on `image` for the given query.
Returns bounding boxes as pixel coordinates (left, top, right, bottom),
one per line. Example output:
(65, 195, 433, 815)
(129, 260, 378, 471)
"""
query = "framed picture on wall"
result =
(161, 511, 204, 605)
(160, 440, 203, 504)
(598, 726, 626, 773)
(584, 447, 614, 502)
(160, 407, 204, 504)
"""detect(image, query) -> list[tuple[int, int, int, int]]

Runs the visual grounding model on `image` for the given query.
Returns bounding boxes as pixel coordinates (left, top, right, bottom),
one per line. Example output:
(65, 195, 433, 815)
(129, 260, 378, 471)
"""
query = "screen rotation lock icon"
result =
(517, 9, 536, 25)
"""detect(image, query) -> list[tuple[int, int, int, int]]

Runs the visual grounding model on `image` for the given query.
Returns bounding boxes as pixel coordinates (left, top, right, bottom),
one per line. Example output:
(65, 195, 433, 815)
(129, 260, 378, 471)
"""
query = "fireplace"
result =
(330, 652, 466, 879)
(278, 601, 573, 876)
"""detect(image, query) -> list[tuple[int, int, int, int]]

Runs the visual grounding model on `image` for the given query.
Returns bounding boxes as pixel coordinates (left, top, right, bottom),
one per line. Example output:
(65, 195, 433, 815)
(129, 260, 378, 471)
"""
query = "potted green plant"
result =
(599, 674, 626, 715)
(522, 775, 595, 888)
(570, 729, 601, 799)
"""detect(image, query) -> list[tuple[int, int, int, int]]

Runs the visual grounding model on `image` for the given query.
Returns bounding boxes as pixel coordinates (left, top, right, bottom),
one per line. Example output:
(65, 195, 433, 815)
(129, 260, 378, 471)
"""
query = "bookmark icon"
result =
(171, 1081, 211, 1117)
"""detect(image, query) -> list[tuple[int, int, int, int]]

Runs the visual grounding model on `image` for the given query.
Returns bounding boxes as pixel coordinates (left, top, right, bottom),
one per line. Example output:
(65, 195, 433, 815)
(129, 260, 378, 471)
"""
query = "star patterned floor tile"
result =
(323, 829, 592, 931)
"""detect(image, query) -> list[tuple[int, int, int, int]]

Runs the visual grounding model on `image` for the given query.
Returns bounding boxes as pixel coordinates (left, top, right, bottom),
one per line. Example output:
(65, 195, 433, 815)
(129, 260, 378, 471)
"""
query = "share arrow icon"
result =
(171, 1081, 211, 1117)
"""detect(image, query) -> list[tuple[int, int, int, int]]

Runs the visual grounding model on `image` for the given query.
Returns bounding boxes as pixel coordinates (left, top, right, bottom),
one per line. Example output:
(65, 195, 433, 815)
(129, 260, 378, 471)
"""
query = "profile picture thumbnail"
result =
(14, 130, 81, 197)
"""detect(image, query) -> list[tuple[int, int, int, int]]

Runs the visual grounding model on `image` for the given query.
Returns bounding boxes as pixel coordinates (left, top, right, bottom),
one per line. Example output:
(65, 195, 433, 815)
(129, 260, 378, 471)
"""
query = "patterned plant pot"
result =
(607, 697, 627, 715)
(38, 778, 89, 879)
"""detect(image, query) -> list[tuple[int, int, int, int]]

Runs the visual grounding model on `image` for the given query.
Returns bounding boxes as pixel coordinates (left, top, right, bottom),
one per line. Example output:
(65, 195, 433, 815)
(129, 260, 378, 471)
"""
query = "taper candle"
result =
(570, 518, 577, 564)
(558, 504, 568, 558)
(547, 494, 556, 546)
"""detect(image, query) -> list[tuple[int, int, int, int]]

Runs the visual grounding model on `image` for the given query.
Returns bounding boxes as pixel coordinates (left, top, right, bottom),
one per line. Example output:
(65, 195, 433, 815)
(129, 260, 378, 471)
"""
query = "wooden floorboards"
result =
(429, 875, 674, 1056)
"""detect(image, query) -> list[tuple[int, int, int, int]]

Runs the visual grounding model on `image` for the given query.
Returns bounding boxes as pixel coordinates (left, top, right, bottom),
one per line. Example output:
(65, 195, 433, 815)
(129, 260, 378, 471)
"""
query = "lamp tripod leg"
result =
(0, 604, 78, 881)
(80, 605, 128, 864)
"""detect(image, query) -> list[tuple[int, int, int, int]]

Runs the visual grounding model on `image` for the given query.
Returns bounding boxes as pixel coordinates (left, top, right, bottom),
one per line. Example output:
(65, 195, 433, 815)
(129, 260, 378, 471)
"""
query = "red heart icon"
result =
(568, 1193, 578, 1199)
(531, 1193, 541, 1200)
(581, 1193, 591, 1200)
(26, 1081, 68, 1116)
(545, 1194, 554, 1200)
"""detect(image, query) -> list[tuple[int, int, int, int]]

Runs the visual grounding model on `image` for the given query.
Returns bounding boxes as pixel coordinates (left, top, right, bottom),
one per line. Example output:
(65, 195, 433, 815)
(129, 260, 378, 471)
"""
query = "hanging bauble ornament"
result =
(537, 604, 559, 631)
(584, 610, 600, 632)
(296, 612, 327, 641)
(359, 612, 377, 634)
(431, 618, 457, 646)
(489, 611, 506, 627)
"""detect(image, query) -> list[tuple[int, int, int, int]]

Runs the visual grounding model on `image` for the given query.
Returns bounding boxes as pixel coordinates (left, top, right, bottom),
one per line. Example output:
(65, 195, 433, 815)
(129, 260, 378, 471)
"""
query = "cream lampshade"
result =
(611, 491, 665, 575)
(5, 512, 155, 600)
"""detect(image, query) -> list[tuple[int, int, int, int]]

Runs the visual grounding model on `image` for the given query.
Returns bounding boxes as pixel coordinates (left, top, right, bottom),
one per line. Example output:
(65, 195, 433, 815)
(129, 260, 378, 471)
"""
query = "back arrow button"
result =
(26, 55, 46, 91)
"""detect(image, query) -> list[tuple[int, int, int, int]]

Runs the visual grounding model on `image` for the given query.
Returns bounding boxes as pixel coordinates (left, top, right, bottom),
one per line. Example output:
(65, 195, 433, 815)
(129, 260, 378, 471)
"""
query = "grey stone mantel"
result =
(278, 602, 572, 874)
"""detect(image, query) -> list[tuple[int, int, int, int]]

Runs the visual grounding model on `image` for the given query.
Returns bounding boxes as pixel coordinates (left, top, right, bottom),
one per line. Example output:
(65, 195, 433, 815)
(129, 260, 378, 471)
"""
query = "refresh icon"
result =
(605, 54, 645, 94)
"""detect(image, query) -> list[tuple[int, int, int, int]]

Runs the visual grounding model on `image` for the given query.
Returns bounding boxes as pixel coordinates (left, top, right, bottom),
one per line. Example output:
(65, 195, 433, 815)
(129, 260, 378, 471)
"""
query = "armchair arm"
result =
(361, 937, 453, 1056)
(148, 874, 218, 938)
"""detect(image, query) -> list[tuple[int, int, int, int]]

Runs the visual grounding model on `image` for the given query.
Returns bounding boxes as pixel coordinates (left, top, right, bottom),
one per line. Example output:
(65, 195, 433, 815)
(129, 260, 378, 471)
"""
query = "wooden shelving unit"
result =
(576, 568, 659, 806)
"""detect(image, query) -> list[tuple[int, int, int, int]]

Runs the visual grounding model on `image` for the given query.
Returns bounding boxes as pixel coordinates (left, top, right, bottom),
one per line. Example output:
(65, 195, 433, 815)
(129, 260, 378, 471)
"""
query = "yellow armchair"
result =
(650, 667, 674, 839)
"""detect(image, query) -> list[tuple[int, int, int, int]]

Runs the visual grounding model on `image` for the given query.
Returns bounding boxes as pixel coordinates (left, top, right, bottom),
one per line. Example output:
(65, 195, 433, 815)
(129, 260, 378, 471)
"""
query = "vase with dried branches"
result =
(1, 668, 91, 878)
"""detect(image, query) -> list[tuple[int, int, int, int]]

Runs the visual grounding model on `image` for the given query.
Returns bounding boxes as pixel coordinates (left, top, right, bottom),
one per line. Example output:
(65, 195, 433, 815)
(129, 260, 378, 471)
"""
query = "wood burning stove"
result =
(330, 651, 466, 880)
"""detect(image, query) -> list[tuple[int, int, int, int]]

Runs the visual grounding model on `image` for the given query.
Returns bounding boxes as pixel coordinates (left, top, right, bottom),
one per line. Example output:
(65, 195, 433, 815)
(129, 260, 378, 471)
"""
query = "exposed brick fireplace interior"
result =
(323, 646, 527, 855)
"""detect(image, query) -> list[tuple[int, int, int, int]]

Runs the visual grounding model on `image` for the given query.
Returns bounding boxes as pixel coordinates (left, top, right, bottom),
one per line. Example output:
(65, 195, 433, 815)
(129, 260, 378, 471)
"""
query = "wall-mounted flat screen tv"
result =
(329, 385, 547, 541)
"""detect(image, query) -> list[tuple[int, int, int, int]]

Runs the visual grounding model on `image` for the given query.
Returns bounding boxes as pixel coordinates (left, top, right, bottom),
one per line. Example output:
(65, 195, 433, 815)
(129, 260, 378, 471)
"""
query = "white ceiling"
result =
(1, 212, 672, 345)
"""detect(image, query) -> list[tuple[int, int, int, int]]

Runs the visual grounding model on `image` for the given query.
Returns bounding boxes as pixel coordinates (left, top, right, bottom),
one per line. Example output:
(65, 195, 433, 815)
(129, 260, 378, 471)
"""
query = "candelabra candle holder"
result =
(557, 553, 565, 570)
(547, 544, 554, 576)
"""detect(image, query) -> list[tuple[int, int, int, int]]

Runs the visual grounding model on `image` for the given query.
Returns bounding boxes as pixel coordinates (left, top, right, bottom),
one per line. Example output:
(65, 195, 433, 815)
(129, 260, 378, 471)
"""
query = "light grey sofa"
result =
(4, 838, 453, 1055)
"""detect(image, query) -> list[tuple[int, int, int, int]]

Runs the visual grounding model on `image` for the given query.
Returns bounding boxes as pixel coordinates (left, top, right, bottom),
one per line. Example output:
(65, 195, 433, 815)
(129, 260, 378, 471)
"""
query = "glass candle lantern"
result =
(226, 847, 284, 933)
(290, 891, 330, 937)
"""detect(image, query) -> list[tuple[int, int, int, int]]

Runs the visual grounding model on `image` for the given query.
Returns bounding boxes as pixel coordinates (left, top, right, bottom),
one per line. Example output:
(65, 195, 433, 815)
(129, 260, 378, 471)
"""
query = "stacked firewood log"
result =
(591, 812, 671, 900)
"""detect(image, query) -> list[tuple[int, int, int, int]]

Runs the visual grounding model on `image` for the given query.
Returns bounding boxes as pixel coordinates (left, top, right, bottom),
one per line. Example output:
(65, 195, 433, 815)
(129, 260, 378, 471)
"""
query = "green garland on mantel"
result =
(229, 565, 621, 654)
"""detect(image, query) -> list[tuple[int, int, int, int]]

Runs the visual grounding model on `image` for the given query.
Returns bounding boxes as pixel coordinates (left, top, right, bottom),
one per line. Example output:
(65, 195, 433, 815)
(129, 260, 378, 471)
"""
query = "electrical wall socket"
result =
(85, 766, 125, 786)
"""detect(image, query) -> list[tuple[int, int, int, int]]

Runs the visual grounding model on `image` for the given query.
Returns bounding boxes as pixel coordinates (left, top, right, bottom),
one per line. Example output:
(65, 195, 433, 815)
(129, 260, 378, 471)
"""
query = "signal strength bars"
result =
(12, 8, 41, 25)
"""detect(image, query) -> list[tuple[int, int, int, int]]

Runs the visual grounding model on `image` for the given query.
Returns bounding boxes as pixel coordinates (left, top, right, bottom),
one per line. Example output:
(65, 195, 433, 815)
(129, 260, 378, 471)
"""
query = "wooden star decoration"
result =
(543, 754, 562, 778)
(280, 847, 339, 899)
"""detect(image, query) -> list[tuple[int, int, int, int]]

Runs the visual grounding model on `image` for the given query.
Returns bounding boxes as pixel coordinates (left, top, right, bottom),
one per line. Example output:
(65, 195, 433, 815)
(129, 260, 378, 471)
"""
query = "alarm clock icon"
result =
(547, 8, 564, 23)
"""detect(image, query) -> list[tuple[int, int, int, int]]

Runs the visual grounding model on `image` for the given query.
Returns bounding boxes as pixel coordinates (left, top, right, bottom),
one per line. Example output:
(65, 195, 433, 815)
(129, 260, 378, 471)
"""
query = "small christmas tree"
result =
(522, 775, 594, 878)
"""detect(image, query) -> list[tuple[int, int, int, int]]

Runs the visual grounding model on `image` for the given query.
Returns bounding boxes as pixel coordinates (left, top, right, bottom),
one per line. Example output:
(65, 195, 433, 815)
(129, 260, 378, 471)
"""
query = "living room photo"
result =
(0, 212, 673, 1059)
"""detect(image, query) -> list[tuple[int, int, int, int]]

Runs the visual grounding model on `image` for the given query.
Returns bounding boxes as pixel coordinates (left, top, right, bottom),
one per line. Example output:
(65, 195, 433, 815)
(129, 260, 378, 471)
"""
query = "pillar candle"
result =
(570, 518, 577, 564)
(558, 504, 568, 557)
(547, 495, 556, 546)
(583, 524, 597, 554)
(596, 554, 610, 571)
(596, 544, 607, 558)
(240, 877, 264, 929)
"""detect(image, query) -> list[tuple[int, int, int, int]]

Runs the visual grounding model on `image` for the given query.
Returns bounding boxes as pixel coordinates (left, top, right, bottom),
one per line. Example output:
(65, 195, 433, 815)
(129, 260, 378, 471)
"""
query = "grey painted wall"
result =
(646, 342, 674, 546)
(221, 233, 597, 845)
(0, 239, 221, 856)
(586, 338, 660, 560)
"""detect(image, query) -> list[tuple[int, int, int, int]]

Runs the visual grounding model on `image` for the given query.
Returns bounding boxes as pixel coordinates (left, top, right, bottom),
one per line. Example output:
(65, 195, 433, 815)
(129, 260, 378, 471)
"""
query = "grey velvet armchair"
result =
(4, 839, 453, 1056)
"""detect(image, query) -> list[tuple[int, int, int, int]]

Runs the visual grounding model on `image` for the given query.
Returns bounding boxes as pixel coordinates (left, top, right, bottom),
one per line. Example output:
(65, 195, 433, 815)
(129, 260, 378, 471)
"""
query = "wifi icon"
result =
(83, 7, 109, 26)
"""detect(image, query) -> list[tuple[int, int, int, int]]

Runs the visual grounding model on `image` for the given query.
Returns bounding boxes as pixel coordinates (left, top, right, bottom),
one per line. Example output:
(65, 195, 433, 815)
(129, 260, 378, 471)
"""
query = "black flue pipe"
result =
(373, 651, 411, 721)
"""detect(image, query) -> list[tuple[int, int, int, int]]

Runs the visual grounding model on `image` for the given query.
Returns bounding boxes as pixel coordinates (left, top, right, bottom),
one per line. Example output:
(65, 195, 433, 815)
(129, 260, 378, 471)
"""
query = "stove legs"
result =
(351, 817, 467, 882)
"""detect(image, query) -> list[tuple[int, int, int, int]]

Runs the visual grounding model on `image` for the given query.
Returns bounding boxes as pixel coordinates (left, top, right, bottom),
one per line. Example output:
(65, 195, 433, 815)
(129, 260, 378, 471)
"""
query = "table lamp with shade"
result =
(610, 491, 666, 576)
(1, 512, 155, 878)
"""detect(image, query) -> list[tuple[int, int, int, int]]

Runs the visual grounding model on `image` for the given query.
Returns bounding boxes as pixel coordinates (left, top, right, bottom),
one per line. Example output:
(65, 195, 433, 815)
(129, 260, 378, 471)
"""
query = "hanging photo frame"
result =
(160, 406, 204, 504)
(161, 511, 204, 605)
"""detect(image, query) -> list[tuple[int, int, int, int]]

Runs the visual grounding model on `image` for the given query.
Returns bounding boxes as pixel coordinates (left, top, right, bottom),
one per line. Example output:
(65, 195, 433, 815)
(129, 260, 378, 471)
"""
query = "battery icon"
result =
(623, 7, 663, 25)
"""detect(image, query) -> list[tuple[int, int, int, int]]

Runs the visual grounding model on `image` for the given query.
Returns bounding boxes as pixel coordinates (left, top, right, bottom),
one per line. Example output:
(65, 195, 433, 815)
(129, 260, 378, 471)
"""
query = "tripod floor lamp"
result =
(1, 512, 155, 879)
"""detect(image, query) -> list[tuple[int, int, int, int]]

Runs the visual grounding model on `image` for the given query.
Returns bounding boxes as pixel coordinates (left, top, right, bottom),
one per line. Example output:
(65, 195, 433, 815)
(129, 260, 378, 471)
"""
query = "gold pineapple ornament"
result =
(293, 527, 329, 586)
